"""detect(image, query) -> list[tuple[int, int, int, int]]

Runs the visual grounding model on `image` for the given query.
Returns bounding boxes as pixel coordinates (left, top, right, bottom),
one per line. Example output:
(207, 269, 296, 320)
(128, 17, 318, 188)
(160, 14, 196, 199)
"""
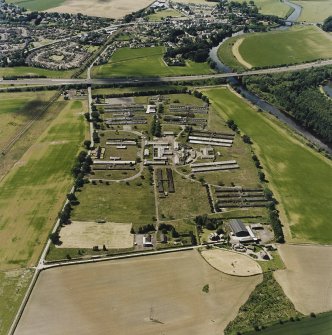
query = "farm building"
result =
(229, 219, 249, 237)
(143, 234, 153, 247)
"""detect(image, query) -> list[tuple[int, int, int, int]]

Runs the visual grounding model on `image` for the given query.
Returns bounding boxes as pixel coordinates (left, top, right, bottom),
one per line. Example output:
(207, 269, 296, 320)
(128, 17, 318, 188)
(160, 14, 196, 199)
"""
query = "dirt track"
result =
(274, 244, 332, 314)
(46, 0, 154, 18)
(201, 249, 262, 276)
(14, 251, 261, 335)
(232, 38, 253, 69)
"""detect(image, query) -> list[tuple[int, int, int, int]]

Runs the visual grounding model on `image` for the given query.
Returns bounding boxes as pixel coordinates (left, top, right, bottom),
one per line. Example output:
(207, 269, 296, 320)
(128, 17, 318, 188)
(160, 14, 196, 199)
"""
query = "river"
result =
(208, 2, 332, 154)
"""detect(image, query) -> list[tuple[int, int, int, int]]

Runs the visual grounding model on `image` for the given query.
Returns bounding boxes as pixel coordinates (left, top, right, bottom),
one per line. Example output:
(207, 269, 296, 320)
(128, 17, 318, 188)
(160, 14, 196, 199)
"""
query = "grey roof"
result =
(229, 219, 248, 235)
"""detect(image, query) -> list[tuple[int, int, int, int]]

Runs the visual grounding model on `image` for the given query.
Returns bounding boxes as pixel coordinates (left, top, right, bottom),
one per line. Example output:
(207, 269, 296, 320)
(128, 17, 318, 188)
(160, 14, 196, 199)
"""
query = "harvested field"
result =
(15, 251, 262, 335)
(274, 244, 332, 314)
(45, 0, 154, 18)
(201, 249, 262, 276)
(59, 221, 133, 249)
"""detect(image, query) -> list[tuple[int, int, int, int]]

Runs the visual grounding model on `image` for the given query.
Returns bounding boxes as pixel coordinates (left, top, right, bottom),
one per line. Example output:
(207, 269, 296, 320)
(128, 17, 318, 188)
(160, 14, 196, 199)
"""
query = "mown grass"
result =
(294, 0, 332, 22)
(224, 272, 302, 334)
(203, 86, 332, 243)
(7, 0, 65, 11)
(0, 66, 75, 78)
(219, 26, 332, 69)
(148, 9, 185, 21)
(244, 311, 332, 335)
(92, 46, 214, 78)
(0, 99, 86, 270)
(72, 170, 156, 227)
(233, 0, 291, 18)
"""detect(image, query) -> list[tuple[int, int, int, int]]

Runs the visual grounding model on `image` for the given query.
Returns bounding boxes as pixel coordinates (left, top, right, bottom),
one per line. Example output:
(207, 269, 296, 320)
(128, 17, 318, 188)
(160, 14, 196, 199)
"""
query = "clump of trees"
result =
(244, 68, 332, 143)
(151, 115, 161, 137)
(322, 16, 332, 32)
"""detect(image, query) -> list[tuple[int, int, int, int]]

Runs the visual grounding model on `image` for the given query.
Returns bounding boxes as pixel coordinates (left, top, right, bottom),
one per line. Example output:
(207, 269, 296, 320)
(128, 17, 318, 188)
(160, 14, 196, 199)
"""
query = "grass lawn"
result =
(0, 99, 86, 270)
(0, 91, 54, 149)
(0, 66, 75, 78)
(219, 26, 332, 69)
(224, 272, 302, 334)
(148, 9, 185, 21)
(92, 46, 214, 78)
(72, 170, 156, 227)
(233, 0, 291, 17)
(7, 0, 65, 11)
(294, 0, 332, 22)
(244, 311, 332, 335)
(203, 86, 332, 243)
(158, 169, 211, 220)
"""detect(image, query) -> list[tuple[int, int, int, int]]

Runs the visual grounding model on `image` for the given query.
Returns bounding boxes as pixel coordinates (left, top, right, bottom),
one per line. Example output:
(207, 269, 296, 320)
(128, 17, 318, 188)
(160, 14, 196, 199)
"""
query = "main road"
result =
(1, 59, 332, 87)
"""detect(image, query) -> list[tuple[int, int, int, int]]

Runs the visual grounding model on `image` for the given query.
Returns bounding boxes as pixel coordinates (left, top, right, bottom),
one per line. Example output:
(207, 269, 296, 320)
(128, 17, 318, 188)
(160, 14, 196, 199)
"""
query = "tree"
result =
(258, 171, 265, 181)
(242, 134, 251, 144)
(83, 140, 91, 149)
(322, 16, 332, 32)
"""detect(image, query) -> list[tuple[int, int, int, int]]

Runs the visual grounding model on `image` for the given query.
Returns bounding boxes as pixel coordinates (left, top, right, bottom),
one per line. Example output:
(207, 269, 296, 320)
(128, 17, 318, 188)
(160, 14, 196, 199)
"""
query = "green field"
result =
(0, 98, 86, 270)
(72, 171, 156, 227)
(92, 46, 214, 78)
(0, 91, 54, 149)
(218, 26, 332, 69)
(244, 311, 332, 335)
(294, 0, 332, 22)
(148, 9, 185, 21)
(203, 87, 332, 243)
(234, 0, 291, 18)
(0, 66, 75, 79)
(7, 0, 64, 11)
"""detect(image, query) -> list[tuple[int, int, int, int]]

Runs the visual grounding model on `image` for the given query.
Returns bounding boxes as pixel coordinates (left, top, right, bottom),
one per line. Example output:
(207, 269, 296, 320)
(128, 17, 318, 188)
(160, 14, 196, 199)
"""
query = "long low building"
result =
(189, 136, 233, 144)
(191, 160, 237, 168)
(189, 140, 232, 147)
(192, 164, 239, 173)
(93, 160, 136, 165)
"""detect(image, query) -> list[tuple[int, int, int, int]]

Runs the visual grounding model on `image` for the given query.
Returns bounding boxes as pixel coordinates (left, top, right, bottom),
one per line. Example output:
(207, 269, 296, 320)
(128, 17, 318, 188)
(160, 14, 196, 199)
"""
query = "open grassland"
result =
(92, 85, 182, 96)
(0, 66, 74, 78)
(15, 251, 262, 335)
(158, 170, 211, 220)
(0, 269, 33, 335)
(0, 99, 86, 270)
(234, 0, 291, 17)
(9, 0, 154, 18)
(244, 311, 332, 335)
(274, 244, 332, 314)
(0, 91, 54, 149)
(92, 46, 213, 78)
(148, 9, 185, 21)
(294, 0, 332, 22)
(72, 171, 155, 227)
(219, 26, 332, 69)
(225, 272, 301, 334)
(203, 87, 332, 243)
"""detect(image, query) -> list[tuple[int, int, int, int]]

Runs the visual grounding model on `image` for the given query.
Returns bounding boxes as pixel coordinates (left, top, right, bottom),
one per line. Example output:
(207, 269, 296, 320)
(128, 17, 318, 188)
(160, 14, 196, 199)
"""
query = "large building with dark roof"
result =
(229, 219, 249, 237)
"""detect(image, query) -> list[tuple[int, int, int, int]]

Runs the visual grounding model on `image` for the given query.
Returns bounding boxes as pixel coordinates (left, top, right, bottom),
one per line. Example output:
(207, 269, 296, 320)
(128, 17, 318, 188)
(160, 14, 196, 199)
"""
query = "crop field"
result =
(219, 26, 332, 69)
(14, 251, 262, 335)
(71, 171, 156, 228)
(92, 46, 213, 78)
(0, 91, 54, 149)
(294, 0, 332, 22)
(244, 311, 332, 335)
(233, 0, 291, 18)
(203, 87, 332, 243)
(0, 66, 74, 78)
(148, 9, 185, 21)
(274, 244, 332, 314)
(0, 99, 86, 270)
(9, 0, 155, 18)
